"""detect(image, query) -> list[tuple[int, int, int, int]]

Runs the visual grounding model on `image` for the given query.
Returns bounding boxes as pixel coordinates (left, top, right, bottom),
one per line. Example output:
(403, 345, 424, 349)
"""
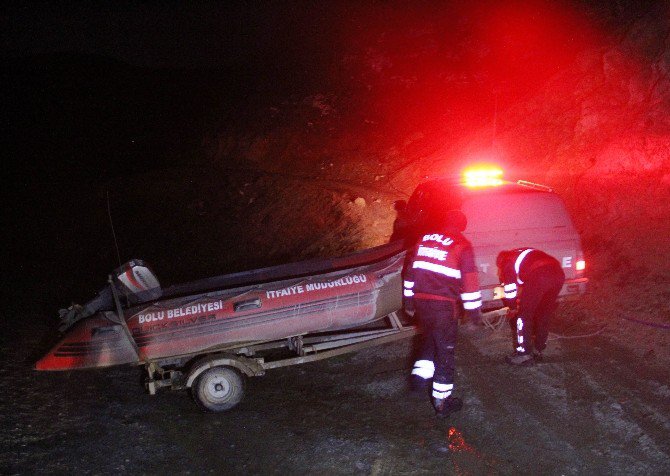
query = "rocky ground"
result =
(2, 292, 669, 475)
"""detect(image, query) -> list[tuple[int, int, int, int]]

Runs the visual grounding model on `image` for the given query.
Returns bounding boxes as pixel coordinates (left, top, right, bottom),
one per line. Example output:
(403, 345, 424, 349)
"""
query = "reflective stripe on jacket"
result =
(403, 228, 482, 313)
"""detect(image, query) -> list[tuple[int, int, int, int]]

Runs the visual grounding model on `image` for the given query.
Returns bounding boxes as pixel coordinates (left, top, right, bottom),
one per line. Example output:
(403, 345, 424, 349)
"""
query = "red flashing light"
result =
(463, 166, 504, 188)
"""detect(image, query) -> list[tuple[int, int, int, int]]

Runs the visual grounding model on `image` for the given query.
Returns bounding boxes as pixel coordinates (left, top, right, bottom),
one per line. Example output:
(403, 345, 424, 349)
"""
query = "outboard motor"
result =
(115, 259, 162, 305)
(59, 260, 162, 331)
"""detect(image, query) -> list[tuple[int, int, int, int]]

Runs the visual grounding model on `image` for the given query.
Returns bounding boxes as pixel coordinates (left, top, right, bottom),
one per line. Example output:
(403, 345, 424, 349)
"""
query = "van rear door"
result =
(462, 189, 586, 308)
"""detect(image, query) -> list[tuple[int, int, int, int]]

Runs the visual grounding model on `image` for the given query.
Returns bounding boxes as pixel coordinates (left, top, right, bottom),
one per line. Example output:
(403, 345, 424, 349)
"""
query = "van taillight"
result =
(576, 260, 586, 271)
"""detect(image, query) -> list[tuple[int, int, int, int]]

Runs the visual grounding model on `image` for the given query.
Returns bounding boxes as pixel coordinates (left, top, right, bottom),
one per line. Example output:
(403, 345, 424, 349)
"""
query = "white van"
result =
(393, 171, 587, 309)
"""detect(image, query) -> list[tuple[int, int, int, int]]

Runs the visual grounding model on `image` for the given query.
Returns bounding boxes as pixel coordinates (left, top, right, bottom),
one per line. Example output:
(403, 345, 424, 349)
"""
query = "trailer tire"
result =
(192, 366, 245, 413)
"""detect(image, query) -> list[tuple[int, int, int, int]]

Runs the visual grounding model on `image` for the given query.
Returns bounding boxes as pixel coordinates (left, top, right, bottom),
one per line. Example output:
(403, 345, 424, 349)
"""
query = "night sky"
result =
(3, 2, 625, 72)
(2, 3, 341, 69)
(4, 1, 660, 187)
(2, 1, 621, 180)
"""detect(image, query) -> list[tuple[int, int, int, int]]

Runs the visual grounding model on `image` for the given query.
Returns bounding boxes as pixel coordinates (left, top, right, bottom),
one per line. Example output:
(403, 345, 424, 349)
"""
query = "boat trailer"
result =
(145, 311, 418, 412)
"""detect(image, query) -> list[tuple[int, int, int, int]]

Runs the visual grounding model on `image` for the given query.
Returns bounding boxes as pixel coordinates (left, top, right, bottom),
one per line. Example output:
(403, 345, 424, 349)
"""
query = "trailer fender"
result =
(186, 355, 265, 388)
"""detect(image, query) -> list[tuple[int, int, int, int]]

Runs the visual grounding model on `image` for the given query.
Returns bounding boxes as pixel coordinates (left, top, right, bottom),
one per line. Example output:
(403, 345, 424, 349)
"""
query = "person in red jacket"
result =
(403, 209, 482, 417)
(496, 248, 565, 365)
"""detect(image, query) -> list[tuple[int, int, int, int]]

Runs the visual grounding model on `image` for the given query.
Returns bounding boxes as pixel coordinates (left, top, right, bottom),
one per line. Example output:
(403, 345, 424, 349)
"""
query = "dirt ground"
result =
(2, 301, 669, 475)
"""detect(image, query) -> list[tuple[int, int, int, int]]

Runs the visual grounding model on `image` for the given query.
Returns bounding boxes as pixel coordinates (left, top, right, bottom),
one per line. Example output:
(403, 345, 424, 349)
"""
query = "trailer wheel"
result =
(192, 366, 245, 413)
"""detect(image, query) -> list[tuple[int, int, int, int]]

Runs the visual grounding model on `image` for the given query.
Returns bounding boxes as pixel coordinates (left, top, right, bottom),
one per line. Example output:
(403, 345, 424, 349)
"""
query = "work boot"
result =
(433, 396, 463, 418)
(408, 375, 431, 393)
(505, 352, 534, 366)
(532, 350, 544, 362)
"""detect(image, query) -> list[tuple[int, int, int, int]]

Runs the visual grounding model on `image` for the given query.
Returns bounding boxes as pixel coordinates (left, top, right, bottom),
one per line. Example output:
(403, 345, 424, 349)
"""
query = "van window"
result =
(405, 180, 461, 218)
(462, 192, 573, 232)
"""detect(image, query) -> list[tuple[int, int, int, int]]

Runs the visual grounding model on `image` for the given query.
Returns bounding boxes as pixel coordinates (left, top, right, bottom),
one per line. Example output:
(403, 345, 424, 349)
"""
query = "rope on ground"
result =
(481, 308, 613, 338)
(481, 308, 508, 331)
(622, 316, 670, 330)
(548, 324, 607, 340)
(482, 314, 507, 331)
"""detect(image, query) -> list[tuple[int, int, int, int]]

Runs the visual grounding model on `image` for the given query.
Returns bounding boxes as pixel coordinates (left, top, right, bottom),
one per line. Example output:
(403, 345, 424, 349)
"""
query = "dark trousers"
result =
(510, 265, 565, 353)
(415, 299, 458, 387)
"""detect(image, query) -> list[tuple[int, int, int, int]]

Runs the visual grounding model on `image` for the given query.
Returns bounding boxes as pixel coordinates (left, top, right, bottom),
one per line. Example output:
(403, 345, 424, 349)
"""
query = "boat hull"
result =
(36, 251, 404, 370)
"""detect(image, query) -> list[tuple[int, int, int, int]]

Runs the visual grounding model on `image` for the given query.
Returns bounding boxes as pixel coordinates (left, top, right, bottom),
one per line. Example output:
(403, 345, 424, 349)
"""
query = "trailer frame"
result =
(145, 311, 415, 392)
(144, 308, 508, 412)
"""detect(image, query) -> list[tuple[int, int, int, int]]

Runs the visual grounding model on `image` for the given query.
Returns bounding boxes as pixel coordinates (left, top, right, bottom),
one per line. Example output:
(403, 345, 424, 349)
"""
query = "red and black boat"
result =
(36, 242, 417, 411)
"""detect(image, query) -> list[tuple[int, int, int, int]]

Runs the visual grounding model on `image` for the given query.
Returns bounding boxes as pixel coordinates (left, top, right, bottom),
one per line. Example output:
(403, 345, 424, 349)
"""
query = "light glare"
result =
(463, 166, 504, 188)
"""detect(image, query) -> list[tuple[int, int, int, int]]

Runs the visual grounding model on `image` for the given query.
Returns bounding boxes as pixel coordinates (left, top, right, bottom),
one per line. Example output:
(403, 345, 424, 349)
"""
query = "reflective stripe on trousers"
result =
(432, 381, 453, 399)
(411, 359, 435, 379)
